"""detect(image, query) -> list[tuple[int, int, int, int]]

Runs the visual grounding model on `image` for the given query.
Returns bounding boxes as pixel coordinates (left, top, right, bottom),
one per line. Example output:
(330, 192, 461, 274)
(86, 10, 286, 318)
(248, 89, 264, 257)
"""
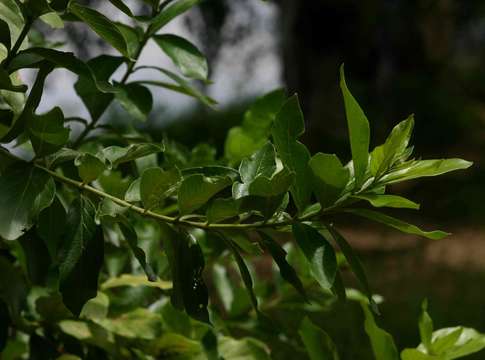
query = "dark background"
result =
(57, 0, 485, 358)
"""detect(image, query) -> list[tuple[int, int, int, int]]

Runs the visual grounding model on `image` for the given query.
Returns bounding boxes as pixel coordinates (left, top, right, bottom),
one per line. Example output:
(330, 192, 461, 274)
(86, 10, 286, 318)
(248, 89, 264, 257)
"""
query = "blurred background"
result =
(37, 0, 485, 358)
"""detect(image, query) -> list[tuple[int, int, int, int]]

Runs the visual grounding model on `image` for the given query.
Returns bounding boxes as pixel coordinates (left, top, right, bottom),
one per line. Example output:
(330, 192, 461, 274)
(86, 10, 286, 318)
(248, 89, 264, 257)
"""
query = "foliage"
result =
(0, 0, 478, 359)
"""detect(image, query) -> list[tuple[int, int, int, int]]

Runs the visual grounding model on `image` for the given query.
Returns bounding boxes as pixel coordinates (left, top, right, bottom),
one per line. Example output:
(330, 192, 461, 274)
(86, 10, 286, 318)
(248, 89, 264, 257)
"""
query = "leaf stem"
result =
(3, 17, 33, 68)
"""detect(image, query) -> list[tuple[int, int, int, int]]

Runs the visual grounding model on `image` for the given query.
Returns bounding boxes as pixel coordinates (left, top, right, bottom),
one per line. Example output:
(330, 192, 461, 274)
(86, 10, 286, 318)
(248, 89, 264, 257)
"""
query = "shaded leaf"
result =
(292, 223, 337, 290)
(102, 143, 163, 168)
(178, 174, 232, 214)
(75, 153, 106, 183)
(299, 317, 339, 360)
(149, 0, 200, 35)
(140, 167, 181, 211)
(37, 195, 66, 260)
(353, 194, 420, 210)
(115, 82, 153, 121)
(59, 196, 104, 316)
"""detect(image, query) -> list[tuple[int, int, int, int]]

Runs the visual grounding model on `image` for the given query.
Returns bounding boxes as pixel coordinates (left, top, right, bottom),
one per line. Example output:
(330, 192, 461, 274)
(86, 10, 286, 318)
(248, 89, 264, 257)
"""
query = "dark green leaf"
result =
(178, 174, 232, 214)
(272, 95, 312, 213)
(292, 223, 337, 290)
(325, 225, 375, 309)
(239, 142, 276, 184)
(59, 196, 104, 316)
(206, 197, 240, 223)
(258, 231, 307, 300)
(0, 19, 11, 51)
(0, 0, 24, 55)
(149, 0, 200, 35)
(153, 34, 208, 80)
(27, 107, 70, 157)
(68, 2, 129, 57)
(345, 209, 449, 240)
(74, 153, 106, 183)
(118, 219, 157, 281)
(18, 229, 51, 285)
(115, 22, 140, 59)
(140, 167, 181, 211)
(102, 143, 164, 167)
(37, 195, 66, 260)
(309, 153, 350, 208)
(108, 0, 134, 17)
(115, 82, 153, 121)
(0, 300, 10, 352)
(299, 317, 339, 360)
(221, 234, 259, 312)
(0, 163, 51, 240)
(0, 255, 28, 322)
(74, 55, 124, 121)
(339, 65, 370, 187)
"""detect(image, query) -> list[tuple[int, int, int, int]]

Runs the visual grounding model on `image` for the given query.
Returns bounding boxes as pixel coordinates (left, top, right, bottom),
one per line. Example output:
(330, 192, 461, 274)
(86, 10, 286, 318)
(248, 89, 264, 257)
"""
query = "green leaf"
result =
(27, 107, 70, 157)
(115, 22, 140, 59)
(224, 89, 286, 162)
(96, 308, 162, 340)
(140, 167, 181, 211)
(325, 225, 376, 310)
(378, 159, 473, 185)
(246, 167, 294, 198)
(68, 1, 129, 57)
(0, 0, 24, 54)
(359, 301, 399, 360)
(18, 229, 51, 285)
(309, 153, 350, 208)
(272, 95, 312, 213)
(219, 336, 271, 360)
(0, 19, 11, 51)
(153, 34, 208, 80)
(292, 223, 337, 290)
(339, 65, 370, 187)
(118, 219, 157, 281)
(353, 194, 420, 210)
(0, 163, 51, 240)
(108, 0, 134, 17)
(58, 196, 104, 316)
(102, 143, 164, 168)
(419, 299, 434, 351)
(0, 255, 28, 322)
(222, 234, 259, 312)
(124, 178, 141, 202)
(371, 115, 414, 177)
(74, 153, 106, 183)
(39, 12, 64, 29)
(178, 174, 232, 214)
(239, 142, 276, 183)
(299, 317, 339, 360)
(74, 55, 124, 121)
(149, 0, 200, 35)
(400, 349, 439, 360)
(433, 327, 485, 358)
(345, 209, 449, 240)
(206, 197, 240, 223)
(115, 82, 153, 121)
(0, 67, 27, 92)
(258, 231, 307, 300)
(80, 292, 109, 320)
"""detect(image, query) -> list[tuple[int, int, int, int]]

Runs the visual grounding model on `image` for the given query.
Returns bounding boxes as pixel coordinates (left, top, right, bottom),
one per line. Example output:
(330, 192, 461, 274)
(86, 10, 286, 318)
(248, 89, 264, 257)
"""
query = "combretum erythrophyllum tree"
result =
(0, 1, 483, 359)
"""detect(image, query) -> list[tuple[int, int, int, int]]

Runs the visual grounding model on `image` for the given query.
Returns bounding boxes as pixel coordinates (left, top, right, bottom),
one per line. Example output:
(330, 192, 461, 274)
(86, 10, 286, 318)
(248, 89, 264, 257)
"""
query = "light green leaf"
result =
(96, 308, 162, 340)
(0, 0, 25, 52)
(140, 167, 181, 211)
(371, 115, 414, 177)
(432, 327, 485, 358)
(247, 167, 294, 197)
(0, 163, 51, 240)
(0, 67, 27, 92)
(149, 0, 200, 35)
(378, 159, 473, 185)
(309, 153, 350, 208)
(74, 153, 106, 183)
(419, 299, 434, 351)
(292, 223, 337, 289)
(115, 82, 153, 121)
(154, 34, 208, 80)
(58, 196, 103, 316)
(339, 65, 370, 187)
(345, 209, 449, 240)
(239, 142, 276, 184)
(124, 178, 141, 202)
(68, 2, 129, 57)
(219, 336, 271, 360)
(101, 274, 171, 290)
(353, 194, 420, 210)
(272, 95, 312, 212)
(359, 302, 399, 360)
(80, 292, 109, 320)
(178, 174, 232, 214)
(102, 143, 163, 168)
(39, 12, 64, 29)
(299, 317, 339, 360)
(27, 107, 70, 157)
